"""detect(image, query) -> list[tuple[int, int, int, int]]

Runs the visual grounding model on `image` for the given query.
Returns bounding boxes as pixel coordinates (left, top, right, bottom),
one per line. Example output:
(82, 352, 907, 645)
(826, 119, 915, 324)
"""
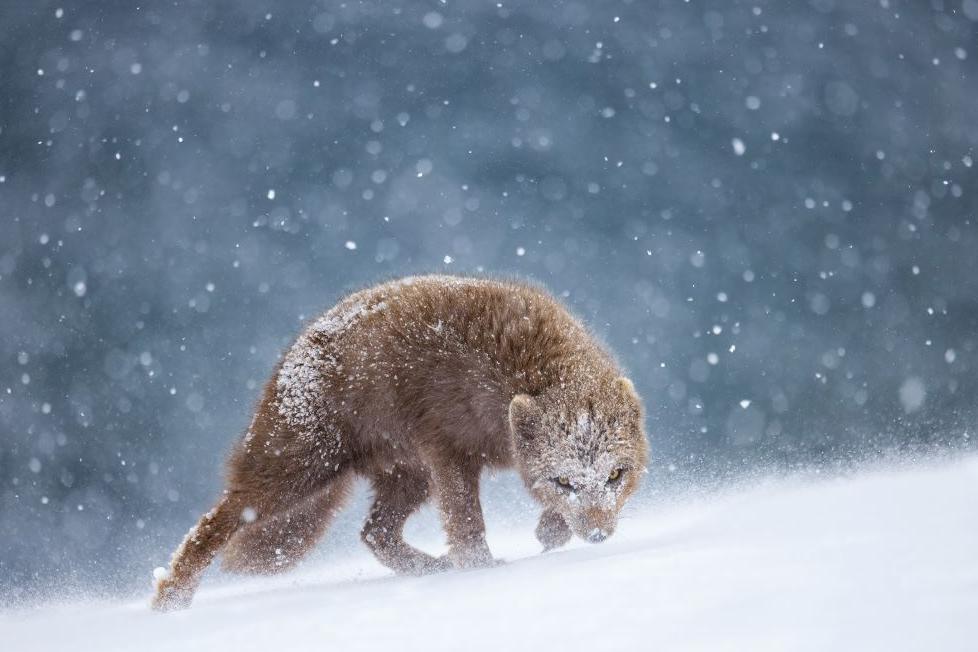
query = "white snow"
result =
(899, 377, 927, 413)
(3, 457, 976, 651)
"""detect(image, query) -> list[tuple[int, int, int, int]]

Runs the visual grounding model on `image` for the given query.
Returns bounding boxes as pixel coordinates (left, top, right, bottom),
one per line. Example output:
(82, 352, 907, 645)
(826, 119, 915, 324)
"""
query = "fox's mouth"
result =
(567, 512, 616, 543)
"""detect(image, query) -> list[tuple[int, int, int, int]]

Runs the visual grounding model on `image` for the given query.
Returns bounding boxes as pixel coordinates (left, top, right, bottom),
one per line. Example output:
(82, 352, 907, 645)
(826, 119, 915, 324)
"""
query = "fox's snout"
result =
(570, 506, 616, 543)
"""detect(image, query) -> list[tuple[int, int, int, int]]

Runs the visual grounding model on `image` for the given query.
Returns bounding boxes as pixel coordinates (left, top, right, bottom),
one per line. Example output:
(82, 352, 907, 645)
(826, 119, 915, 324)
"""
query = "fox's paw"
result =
(536, 509, 572, 551)
(396, 553, 453, 576)
(449, 544, 504, 570)
(425, 555, 455, 574)
(151, 569, 194, 612)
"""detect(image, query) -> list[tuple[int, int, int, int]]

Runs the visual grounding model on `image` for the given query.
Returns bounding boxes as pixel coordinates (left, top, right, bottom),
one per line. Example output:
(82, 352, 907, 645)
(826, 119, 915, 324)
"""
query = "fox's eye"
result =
(556, 476, 572, 488)
(608, 468, 622, 482)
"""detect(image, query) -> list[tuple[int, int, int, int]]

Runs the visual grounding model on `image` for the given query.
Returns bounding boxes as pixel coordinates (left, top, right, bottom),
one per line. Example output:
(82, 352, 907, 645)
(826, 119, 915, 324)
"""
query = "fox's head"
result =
(509, 375, 649, 543)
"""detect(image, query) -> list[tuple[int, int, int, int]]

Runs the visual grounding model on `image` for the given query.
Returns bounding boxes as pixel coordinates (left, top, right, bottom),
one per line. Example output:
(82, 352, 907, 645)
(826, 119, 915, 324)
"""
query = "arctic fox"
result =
(152, 275, 649, 610)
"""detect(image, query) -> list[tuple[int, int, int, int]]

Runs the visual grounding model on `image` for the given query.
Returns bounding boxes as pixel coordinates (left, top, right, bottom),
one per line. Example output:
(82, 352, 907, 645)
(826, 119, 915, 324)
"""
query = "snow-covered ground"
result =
(4, 456, 976, 651)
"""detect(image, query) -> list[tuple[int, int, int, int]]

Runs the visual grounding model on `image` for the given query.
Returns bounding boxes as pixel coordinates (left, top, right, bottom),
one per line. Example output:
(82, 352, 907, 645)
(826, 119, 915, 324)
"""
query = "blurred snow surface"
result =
(3, 457, 976, 652)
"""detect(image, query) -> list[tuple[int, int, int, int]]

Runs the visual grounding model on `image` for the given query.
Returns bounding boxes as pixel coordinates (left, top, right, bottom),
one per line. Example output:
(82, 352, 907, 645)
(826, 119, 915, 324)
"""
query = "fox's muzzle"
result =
(571, 506, 616, 543)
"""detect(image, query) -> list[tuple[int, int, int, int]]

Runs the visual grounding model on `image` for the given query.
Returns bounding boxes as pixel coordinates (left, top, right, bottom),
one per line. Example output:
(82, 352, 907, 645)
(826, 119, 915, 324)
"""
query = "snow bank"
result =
(3, 457, 976, 651)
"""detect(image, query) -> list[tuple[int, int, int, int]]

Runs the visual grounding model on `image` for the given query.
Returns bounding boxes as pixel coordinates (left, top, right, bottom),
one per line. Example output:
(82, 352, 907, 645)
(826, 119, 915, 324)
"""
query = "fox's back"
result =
(275, 275, 618, 459)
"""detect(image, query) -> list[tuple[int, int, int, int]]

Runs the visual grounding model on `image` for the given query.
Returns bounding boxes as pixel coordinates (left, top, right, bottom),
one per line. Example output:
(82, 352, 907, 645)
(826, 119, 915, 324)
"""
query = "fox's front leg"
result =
(427, 453, 498, 569)
(536, 508, 571, 551)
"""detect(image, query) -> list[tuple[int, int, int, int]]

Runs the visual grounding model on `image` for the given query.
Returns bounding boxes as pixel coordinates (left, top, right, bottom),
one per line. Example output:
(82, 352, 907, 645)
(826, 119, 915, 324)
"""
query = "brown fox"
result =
(152, 275, 649, 610)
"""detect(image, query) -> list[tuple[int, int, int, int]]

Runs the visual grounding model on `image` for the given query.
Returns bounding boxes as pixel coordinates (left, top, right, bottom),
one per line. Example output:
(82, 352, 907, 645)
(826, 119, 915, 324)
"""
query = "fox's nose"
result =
(586, 528, 609, 543)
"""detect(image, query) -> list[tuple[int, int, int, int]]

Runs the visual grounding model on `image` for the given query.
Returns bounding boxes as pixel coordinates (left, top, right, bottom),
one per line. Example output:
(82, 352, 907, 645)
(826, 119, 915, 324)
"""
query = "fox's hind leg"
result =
(152, 471, 347, 611)
(362, 465, 452, 575)
(152, 404, 351, 610)
(151, 491, 251, 611)
(222, 470, 354, 575)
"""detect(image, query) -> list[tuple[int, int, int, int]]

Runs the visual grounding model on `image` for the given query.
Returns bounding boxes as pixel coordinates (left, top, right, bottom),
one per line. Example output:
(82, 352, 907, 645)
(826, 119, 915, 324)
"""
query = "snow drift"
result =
(3, 456, 976, 651)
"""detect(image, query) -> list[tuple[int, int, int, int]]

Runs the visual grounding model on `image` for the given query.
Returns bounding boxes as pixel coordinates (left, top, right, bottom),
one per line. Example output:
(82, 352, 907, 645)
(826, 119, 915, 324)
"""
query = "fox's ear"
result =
(615, 377, 643, 417)
(508, 394, 542, 439)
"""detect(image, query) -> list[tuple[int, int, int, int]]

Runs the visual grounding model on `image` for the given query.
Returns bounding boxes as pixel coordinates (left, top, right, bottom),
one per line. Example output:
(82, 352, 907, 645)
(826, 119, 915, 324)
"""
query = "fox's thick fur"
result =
(152, 275, 649, 610)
